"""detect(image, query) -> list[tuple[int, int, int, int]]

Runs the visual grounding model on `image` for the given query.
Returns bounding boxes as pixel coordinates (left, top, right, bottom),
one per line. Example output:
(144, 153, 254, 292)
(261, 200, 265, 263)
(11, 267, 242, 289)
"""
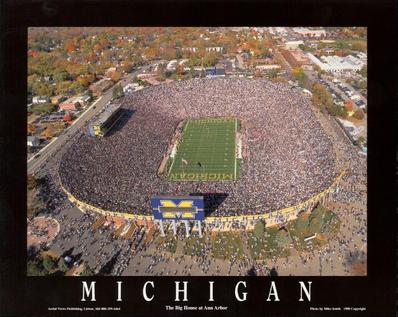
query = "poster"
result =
(0, 0, 396, 316)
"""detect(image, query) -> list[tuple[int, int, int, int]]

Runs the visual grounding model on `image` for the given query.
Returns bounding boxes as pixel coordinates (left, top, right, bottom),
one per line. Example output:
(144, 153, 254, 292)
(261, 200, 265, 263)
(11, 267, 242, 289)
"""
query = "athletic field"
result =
(167, 118, 239, 181)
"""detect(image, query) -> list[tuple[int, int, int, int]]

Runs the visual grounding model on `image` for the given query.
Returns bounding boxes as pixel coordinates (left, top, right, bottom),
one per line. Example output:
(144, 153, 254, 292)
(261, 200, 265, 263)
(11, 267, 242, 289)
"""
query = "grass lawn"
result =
(168, 118, 239, 181)
(212, 232, 243, 260)
(287, 204, 340, 251)
(155, 233, 177, 253)
(247, 227, 290, 260)
(183, 233, 207, 256)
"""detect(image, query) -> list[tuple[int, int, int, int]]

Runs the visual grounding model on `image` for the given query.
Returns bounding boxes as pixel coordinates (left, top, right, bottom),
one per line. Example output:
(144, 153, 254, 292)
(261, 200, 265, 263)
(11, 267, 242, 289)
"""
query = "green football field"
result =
(167, 118, 239, 181)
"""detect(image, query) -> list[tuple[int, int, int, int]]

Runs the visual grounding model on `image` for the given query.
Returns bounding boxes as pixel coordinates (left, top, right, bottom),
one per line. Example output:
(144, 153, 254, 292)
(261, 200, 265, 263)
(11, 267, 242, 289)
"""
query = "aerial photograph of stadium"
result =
(27, 27, 367, 276)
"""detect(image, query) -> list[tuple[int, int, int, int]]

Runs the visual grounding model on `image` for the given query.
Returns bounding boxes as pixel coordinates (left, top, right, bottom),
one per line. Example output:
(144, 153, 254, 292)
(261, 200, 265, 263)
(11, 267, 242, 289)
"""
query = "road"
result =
(27, 65, 152, 175)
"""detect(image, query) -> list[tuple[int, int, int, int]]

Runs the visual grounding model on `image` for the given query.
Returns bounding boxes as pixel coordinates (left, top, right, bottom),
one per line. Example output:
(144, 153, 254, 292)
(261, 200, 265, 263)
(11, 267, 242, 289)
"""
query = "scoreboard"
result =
(150, 196, 205, 221)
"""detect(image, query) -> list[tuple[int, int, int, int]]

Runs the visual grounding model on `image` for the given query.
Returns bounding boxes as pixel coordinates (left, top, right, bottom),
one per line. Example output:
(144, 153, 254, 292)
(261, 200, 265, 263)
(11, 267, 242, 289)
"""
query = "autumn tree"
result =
(353, 108, 365, 120)
(292, 67, 309, 88)
(175, 63, 185, 75)
(27, 174, 37, 190)
(43, 126, 54, 139)
(110, 71, 122, 83)
(64, 39, 76, 53)
(27, 123, 36, 135)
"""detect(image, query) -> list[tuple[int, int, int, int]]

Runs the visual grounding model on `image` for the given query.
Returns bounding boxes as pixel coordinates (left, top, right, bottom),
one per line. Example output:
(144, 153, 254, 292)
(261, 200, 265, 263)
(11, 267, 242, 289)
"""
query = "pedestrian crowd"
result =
(59, 78, 336, 217)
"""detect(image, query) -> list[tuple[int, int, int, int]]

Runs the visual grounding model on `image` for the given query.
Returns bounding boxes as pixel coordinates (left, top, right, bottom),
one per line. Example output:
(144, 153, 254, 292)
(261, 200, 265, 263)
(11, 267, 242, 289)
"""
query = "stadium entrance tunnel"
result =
(190, 192, 229, 216)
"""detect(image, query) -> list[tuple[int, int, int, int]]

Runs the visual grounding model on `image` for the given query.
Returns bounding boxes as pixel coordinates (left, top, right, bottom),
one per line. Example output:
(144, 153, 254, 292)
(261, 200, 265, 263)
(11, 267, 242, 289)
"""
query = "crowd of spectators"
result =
(59, 78, 336, 217)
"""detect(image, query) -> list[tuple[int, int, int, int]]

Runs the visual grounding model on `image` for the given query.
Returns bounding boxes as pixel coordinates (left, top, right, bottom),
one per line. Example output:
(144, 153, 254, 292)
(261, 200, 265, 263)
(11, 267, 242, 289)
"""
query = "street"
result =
(27, 65, 152, 175)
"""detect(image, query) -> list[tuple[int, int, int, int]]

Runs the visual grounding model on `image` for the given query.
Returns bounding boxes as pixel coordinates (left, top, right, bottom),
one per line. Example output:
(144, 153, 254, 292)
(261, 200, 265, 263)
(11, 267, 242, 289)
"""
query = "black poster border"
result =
(0, 0, 396, 316)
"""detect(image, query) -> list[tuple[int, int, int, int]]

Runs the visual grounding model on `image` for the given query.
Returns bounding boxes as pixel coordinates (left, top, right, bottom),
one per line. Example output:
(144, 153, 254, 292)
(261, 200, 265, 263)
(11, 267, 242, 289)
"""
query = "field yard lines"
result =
(167, 118, 239, 180)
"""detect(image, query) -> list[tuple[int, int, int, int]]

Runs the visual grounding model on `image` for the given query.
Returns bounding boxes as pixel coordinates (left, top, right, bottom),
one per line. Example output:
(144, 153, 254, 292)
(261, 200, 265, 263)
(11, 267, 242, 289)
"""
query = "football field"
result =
(167, 118, 239, 181)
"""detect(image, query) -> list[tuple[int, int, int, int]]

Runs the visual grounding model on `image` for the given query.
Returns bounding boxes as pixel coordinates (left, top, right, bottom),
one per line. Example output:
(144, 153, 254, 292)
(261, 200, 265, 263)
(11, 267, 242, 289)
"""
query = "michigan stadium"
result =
(58, 77, 342, 225)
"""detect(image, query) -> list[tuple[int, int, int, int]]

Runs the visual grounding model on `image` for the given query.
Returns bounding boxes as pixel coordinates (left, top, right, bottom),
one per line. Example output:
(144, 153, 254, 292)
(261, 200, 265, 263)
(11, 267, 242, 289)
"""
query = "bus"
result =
(91, 104, 123, 137)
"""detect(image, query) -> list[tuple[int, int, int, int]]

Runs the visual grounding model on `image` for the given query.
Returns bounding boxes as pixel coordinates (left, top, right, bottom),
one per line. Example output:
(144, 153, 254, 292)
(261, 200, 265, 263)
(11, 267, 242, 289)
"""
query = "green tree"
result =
(312, 82, 334, 109)
(254, 220, 265, 238)
(358, 80, 367, 90)
(358, 65, 367, 78)
(69, 81, 85, 94)
(42, 255, 56, 272)
(292, 67, 309, 88)
(112, 84, 124, 99)
(57, 258, 69, 273)
(53, 69, 71, 82)
(327, 103, 347, 118)
(27, 259, 45, 276)
(35, 83, 54, 96)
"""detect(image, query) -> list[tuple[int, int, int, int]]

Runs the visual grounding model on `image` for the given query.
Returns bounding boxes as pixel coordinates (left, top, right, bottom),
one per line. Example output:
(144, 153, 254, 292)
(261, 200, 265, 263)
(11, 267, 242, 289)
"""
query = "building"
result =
(50, 95, 66, 105)
(281, 49, 311, 67)
(205, 47, 224, 53)
(27, 136, 40, 147)
(292, 27, 326, 38)
(105, 67, 117, 78)
(74, 95, 92, 107)
(39, 113, 66, 123)
(59, 97, 82, 111)
(284, 40, 304, 49)
(182, 47, 198, 53)
(32, 96, 50, 104)
(255, 64, 281, 71)
(89, 78, 114, 96)
(307, 53, 365, 73)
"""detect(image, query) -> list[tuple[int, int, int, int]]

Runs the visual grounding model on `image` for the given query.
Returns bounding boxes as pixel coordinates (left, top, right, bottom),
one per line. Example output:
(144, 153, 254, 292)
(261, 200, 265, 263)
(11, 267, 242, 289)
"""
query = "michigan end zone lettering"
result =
(169, 173, 234, 181)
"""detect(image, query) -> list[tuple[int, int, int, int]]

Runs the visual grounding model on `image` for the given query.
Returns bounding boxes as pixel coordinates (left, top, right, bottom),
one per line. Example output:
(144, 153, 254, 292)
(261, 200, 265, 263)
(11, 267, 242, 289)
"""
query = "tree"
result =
(312, 82, 334, 109)
(43, 126, 54, 139)
(42, 255, 56, 272)
(27, 123, 36, 135)
(27, 259, 45, 276)
(292, 67, 309, 88)
(351, 41, 367, 52)
(254, 70, 263, 78)
(327, 103, 347, 118)
(53, 69, 71, 82)
(56, 80, 73, 95)
(358, 80, 367, 90)
(35, 83, 54, 96)
(358, 65, 367, 78)
(353, 108, 365, 120)
(80, 264, 95, 276)
(69, 81, 85, 94)
(254, 220, 265, 238)
(112, 84, 123, 99)
(111, 71, 122, 83)
(345, 100, 354, 112)
(27, 174, 37, 190)
(176, 63, 185, 75)
(58, 258, 69, 273)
